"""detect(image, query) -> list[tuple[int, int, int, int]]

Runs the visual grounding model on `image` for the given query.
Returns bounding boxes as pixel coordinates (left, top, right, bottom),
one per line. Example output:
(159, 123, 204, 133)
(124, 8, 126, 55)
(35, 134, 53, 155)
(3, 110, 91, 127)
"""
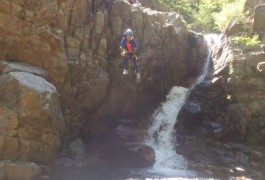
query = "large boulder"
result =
(0, 66, 65, 163)
(0, 4, 67, 84)
(244, 0, 260, 15)
(177, 77, 228, 138)
(253, 5, 265, 39)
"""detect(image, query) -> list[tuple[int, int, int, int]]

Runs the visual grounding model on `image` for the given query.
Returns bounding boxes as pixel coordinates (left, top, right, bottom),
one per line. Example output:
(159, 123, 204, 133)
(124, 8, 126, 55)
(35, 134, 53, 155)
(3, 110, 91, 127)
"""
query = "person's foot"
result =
(123, 69, 128, 75)
(136, 72, 141, 80)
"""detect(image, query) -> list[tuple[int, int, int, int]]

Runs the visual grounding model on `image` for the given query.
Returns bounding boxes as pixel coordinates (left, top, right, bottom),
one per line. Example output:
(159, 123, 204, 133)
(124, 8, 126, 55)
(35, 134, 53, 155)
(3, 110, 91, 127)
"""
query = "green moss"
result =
(229, 54, 240, 76)
(232, 35, 261, 48)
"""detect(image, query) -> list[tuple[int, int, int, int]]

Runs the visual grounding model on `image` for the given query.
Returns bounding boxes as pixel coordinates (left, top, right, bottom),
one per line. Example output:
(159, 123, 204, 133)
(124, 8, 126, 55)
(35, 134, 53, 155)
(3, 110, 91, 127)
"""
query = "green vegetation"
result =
(232, 35, 261, 47)
(214, 0, 246, 30)
(229, 56, 237, 76)
(155, 0, 246, 33)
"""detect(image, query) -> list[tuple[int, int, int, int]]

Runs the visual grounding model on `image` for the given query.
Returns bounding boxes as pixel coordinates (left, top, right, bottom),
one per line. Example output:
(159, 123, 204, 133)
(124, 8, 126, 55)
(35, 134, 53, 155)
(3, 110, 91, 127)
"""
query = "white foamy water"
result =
(145, 35, 215, 178)
(145, 86, 191, 177)
(204, 34, 221, 50)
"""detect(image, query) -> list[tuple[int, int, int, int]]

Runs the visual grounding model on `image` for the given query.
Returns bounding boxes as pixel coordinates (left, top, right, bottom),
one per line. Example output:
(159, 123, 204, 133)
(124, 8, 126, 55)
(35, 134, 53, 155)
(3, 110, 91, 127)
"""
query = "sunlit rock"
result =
(0, 72, 64, 163)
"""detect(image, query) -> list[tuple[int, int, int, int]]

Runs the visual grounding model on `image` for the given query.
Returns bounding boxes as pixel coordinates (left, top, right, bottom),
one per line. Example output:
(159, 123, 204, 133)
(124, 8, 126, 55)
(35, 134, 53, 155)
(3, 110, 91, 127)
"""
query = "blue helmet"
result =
(124, 28, 133, 36)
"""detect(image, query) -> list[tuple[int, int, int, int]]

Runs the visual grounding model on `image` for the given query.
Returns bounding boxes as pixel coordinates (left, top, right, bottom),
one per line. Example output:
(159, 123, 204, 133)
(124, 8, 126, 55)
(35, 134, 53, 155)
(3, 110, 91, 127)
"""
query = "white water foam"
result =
(145, 86, 191, 177)
(204, 34, 221, 50)
(145, 35, 215, 178)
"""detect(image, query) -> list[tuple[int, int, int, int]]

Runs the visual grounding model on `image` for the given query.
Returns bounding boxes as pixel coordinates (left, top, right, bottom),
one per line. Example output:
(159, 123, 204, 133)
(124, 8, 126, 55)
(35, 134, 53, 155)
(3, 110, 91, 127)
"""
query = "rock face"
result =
(253, 4, 265, 41)
(0, 0, 208, 169)
(84, 1, 207, 134)
(244, 1, 265, 42)
(178, 1, 265, 146)
(177, 77, 228, 139)
(244, 0, 260, 15)
(0, 0, 207, 134)
(210, 33, 265, 144)
(0, 62, 65, 163)
(0, 161, 50, 180)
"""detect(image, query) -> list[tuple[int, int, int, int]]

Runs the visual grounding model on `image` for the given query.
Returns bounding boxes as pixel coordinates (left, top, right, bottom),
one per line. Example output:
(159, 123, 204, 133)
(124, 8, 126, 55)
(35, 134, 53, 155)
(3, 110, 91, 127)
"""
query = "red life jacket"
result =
(126, 41, 133, 52)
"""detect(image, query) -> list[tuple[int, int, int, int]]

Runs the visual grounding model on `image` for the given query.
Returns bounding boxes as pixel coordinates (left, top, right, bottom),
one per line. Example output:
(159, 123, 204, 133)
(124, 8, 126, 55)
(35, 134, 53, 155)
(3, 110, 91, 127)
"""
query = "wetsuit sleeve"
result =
(131, 38, 137, 48)
(120, 37, 126, 49)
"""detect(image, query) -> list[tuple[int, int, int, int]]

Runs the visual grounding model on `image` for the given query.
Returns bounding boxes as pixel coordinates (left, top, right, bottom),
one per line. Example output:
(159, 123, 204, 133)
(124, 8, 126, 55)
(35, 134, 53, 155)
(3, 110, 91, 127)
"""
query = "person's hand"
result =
(120, 50, 127, 56)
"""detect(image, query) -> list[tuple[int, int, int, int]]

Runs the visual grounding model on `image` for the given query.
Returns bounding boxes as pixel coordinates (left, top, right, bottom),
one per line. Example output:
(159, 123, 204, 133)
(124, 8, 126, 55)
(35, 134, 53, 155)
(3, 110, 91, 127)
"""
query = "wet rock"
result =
(186, 102, 201, 114)
(114, 125, 149, 143)
(189, 164, 229, 179)
(236, 152, 249, 163)
(249, 151, 264, 163)
(222, 144, 235, 158)
(176, 70, 229, 139)
(177, 135, 265, 179)
(69, 138, 86, 162)
(124, 142, 155, 167)
(230, 166, 247, 177)
(104, 122, 155, 168)
(106, 141, 155, 168)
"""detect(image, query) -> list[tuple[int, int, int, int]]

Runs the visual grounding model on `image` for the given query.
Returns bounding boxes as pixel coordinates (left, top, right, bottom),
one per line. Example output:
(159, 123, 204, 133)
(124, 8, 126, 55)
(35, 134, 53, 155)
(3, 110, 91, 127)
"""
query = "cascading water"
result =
(146, 86, 192, 177)
(145, 34, 220, 178)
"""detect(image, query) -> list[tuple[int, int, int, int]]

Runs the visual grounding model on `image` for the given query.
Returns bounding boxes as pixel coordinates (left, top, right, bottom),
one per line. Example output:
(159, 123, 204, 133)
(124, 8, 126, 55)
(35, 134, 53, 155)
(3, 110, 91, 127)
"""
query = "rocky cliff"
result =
(177, 0, 265, 145)
(0, 0, 208, 178)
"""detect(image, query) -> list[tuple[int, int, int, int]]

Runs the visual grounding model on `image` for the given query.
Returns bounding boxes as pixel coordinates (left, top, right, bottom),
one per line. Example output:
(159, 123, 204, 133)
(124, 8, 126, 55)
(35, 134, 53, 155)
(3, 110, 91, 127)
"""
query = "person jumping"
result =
(120, 28, 140, 80)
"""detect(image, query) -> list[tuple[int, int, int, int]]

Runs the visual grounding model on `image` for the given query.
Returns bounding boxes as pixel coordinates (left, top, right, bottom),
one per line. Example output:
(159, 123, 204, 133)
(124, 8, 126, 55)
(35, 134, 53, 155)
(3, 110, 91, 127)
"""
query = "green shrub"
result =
(155, 0, 246, 33)
(191, 0, 228, 32)
(156, 0, 197, 24)
(232, 35, 261, 47)
(214, 0, 246, 30)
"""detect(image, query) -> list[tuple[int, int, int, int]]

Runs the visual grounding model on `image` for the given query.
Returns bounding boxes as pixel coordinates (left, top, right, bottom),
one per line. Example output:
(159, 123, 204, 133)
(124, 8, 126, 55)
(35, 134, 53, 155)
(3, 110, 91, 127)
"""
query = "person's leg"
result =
(132, 55, 140, 80)
(105, 2, 111, 13)
(123, 54, 129, 74)
(132, 56, 139, 73)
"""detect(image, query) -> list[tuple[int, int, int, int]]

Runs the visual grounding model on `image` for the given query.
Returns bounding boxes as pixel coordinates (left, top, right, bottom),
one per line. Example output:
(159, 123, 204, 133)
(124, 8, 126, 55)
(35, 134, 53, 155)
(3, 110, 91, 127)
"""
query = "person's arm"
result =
(120, 37, 126, 50)
(131, 38, 138, 53)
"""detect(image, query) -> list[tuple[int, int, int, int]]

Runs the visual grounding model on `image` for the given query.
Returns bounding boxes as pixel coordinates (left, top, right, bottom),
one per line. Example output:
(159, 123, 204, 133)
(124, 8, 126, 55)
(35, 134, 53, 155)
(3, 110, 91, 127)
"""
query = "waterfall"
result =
(145, 35, 219, 177)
